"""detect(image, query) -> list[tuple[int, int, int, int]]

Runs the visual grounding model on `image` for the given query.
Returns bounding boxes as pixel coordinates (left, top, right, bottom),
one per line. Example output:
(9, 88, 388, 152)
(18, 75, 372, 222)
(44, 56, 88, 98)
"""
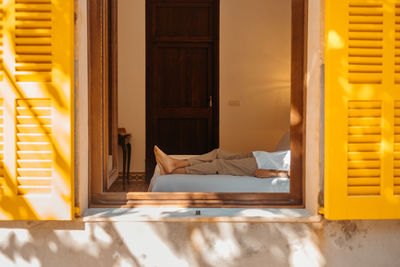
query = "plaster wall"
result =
(117, 0, 291, 172)
(0, 220, 399, 267)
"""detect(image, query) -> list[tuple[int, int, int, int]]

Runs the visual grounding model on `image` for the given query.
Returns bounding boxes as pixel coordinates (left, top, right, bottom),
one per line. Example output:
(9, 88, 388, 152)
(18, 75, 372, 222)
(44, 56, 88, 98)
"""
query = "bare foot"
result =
(154, 146, 176, 174)
(154, 147, 165, 175)
(158, 164, 166, 175)
(155, 158, 166, 175)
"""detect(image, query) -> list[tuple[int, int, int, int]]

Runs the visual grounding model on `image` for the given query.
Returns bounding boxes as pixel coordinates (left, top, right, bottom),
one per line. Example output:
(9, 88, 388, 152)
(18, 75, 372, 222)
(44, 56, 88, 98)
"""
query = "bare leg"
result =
(154, 146, 190, 174)
(188, 149, 252, 166)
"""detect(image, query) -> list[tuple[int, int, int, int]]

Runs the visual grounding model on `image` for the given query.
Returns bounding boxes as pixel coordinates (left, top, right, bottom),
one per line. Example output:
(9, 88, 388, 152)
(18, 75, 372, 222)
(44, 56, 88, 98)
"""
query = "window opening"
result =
(88, 0, 306, 207)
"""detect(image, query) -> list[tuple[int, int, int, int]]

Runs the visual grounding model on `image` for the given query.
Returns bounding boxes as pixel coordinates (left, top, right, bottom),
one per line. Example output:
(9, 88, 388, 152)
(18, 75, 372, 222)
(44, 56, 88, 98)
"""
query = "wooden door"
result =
(146, 0, 219, 178)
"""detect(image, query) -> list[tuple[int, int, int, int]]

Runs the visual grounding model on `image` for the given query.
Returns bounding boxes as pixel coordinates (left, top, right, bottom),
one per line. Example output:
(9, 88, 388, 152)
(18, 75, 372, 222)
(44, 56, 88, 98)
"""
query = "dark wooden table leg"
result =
(118, 131, 132, 191)
(127, 142, 131, 184)
(122, 141, 127, 191)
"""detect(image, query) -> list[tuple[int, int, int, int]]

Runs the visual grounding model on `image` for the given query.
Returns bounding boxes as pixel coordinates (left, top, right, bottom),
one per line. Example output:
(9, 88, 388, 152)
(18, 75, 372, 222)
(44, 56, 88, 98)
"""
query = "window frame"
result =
(87, 0, 307, 208)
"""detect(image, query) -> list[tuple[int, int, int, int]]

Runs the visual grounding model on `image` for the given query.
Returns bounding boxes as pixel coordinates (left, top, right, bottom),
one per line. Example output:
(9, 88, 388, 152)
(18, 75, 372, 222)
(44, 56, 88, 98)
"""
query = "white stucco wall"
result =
(0, 219, 399, 267)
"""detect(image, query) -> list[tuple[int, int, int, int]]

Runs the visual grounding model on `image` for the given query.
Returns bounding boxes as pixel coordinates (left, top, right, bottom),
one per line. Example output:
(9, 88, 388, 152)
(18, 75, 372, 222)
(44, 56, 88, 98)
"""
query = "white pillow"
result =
(275, 131, 290, 151)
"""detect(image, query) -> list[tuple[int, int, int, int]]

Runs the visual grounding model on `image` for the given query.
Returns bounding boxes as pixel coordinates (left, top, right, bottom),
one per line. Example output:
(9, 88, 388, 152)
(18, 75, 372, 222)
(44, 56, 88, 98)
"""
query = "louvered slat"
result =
(394, 101, 400, 195)
(348, 3, 383, 84)
(395, 4, 400, 83)
(348, 100, 382, 196)
(15, 0, 52, 82)
(16, 99, 52, 195)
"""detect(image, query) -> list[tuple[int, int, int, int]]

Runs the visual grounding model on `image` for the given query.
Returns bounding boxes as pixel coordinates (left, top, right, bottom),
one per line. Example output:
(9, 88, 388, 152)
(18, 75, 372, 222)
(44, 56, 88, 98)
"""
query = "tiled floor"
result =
(106, 173, 149, 192)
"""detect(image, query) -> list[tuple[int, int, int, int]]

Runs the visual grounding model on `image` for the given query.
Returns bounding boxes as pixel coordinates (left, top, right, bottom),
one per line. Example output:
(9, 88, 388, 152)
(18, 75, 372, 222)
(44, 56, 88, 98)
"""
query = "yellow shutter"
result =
(0, 0, 74, 220)
(325, 0, 400, 219)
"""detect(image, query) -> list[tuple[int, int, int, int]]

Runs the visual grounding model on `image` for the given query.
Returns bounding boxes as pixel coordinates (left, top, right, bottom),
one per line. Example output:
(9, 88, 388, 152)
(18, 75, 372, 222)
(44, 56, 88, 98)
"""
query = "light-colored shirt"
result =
(252, 150, 291, 171)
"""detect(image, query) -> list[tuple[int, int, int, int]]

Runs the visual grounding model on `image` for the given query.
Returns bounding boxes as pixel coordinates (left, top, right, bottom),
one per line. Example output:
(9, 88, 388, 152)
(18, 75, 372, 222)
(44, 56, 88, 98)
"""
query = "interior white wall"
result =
(118, 0, 292, 172)
(118, 0, 146, 172)
(219, 0, 291, 153)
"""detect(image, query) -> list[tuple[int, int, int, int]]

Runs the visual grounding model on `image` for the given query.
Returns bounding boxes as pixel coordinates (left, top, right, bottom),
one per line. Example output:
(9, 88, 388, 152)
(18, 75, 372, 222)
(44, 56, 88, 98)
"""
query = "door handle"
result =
(209, 96, 212, 108)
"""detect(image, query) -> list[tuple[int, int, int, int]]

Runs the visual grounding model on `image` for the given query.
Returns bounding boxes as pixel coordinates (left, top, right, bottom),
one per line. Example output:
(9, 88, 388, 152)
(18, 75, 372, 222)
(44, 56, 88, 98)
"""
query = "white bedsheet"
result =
(149, 163, 290, 193)
(149, 173, 290, 192)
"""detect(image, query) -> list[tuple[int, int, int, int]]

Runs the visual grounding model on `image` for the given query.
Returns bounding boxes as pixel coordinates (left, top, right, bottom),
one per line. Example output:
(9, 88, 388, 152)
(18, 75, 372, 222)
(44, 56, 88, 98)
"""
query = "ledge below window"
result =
(82, 208, 322, 223)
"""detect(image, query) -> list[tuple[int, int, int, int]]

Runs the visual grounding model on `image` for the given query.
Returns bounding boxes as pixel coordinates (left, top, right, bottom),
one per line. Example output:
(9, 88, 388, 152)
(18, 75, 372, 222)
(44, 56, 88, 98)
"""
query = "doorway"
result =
(145, 0, 220, 179)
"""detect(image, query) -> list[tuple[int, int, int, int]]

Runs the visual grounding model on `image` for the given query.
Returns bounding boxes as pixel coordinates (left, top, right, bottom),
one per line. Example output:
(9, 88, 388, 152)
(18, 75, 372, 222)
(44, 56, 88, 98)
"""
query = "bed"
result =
(148, 156, 290, 193)
(149, 132, 291, 193)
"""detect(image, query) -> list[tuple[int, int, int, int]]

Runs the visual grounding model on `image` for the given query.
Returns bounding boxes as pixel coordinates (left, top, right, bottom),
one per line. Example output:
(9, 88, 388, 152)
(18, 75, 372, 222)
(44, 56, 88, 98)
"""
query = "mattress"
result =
(148, 164, 290, 192)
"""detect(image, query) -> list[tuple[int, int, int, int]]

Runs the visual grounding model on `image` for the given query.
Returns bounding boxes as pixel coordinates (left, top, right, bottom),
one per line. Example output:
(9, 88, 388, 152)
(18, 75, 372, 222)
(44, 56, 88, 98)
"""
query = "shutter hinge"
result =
(318, 207, 324, 215)
(74, 206, 81, 218)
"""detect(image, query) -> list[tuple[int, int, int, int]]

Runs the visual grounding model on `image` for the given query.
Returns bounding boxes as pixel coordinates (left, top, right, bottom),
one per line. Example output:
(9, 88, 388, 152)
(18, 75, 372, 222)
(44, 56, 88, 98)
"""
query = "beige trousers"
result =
(185, 149, 258, 176)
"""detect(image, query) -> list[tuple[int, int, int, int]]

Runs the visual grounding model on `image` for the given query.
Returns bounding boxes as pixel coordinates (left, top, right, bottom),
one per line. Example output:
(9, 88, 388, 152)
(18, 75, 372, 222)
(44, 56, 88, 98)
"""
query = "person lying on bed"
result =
(154, 146, 290, 178)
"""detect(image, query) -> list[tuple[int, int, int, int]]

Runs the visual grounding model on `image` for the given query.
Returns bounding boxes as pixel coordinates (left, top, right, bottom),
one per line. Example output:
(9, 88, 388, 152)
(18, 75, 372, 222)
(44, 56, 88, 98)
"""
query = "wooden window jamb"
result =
(88, 0, 307, 208)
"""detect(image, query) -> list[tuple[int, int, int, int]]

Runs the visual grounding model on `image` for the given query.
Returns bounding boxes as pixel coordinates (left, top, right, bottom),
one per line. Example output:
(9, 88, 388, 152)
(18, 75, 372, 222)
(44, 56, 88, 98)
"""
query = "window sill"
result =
(82, 208, 321, 223)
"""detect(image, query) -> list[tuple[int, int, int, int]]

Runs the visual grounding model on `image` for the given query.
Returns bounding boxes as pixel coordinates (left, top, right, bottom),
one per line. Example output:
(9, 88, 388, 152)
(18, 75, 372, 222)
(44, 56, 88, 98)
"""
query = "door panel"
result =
(153, 44, 211, 108)
(146, 0, 219, 179)
(152, 2, 214, 41)
(157, 118, 210, 155)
